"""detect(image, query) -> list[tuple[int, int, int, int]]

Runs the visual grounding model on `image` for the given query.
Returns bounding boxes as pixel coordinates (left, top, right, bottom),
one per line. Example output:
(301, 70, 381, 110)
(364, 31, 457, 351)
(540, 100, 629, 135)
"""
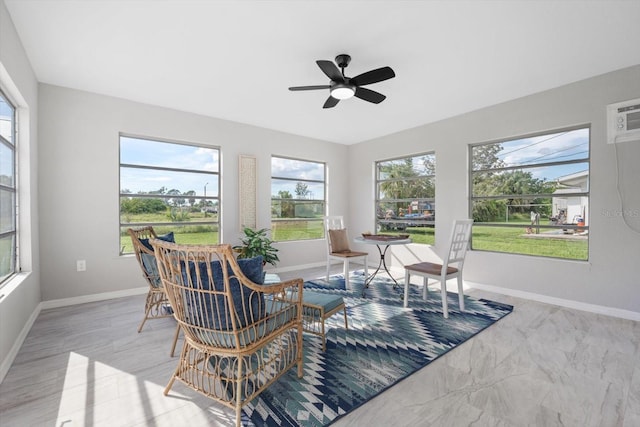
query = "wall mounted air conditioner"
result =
(607, 98, 640, 144)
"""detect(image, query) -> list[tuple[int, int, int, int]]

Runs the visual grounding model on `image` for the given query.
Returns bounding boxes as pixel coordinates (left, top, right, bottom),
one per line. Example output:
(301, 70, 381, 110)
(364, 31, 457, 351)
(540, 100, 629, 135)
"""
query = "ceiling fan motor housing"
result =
(335, 54, 351, 69)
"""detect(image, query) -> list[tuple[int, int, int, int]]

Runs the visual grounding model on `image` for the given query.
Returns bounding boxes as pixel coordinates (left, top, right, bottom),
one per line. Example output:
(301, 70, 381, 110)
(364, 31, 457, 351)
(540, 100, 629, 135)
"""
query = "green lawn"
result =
(272, 220, 324, 241)
(120, 214, 588, 261)
(379, 227, 435, 245)
(472, 225, 588, 260)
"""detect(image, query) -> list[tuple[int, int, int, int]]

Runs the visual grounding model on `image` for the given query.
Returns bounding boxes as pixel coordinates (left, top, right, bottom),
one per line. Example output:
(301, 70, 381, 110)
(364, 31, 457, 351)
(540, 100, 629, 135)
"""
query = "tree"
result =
(294, 182, 310, 199)
(120, 197, 166, 214)
(148, 186, 167, 195)
(278, 190, 292, 199)
(379, 157, 434, 200)
(274, 190, 294, 218)
(472, 144, 504, 172)
(167, 188, 185, 207)
(471, 144, 509, 222)
(184, 190, 197, 207)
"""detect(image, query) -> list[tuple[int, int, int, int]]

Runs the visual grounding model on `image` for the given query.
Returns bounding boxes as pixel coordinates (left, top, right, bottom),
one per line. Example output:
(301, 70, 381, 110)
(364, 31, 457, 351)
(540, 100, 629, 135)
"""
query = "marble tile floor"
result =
(1, 265, 639, 427)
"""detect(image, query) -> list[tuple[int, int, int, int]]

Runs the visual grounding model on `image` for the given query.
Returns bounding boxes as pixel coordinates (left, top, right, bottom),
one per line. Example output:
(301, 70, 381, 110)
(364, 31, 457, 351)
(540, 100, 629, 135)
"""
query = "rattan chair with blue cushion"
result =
(151, 241, 304, 427)
(128, 226, 180, 356)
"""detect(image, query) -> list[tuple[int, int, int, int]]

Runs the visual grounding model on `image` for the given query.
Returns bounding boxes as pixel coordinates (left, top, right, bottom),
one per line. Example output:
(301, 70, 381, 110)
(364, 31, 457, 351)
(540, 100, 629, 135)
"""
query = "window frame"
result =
(468, 125, 590, 260)
(270, 155, 327, 242)
(0, 89, 17, 286)
(375, 152, 436, 245)
(119, 134, 221, 254)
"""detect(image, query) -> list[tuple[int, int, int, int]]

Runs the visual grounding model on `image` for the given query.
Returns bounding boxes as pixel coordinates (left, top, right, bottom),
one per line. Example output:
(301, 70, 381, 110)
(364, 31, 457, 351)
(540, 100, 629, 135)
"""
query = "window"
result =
(271, 156, 326, 241)
(470, 126, 589, 260)
(119, 135, 220, 254)
(0, 90, 17, 284)
(375, 153, 436, 244)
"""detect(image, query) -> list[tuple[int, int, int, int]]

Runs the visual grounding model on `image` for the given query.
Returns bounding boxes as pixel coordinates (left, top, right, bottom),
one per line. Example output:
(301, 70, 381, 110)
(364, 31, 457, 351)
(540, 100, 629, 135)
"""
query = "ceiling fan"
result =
(288, 54, 396, 109)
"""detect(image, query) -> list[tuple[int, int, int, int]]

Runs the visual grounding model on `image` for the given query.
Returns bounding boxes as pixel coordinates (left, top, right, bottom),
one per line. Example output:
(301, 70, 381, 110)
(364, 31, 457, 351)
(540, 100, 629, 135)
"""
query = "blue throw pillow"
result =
(184, 256, 265, 330)
(139, 231, 174, 252)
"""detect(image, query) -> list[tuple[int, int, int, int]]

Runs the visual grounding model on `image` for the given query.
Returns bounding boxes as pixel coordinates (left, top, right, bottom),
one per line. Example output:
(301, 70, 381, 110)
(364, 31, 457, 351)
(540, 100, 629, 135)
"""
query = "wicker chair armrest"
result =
(257, 278, 304, 301)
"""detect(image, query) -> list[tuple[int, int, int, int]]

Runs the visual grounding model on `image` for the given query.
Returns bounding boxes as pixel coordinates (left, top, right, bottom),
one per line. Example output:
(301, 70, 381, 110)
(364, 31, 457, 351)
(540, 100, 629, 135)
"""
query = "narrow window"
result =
(469, 126, 590, 260)
(0, 90, 17, 285)
(271, 156, 326, 241)
(119, 135, 220, 254)
(375, 153, 436, 244)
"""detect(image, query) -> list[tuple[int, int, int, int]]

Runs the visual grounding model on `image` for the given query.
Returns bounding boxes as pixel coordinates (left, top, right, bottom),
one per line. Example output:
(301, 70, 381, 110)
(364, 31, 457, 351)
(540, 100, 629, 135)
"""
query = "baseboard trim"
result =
(270, 261, 326, 274)
(40, 287, 148, 310)
(465, 281, 640, 321)
(0, 303, 41, 383)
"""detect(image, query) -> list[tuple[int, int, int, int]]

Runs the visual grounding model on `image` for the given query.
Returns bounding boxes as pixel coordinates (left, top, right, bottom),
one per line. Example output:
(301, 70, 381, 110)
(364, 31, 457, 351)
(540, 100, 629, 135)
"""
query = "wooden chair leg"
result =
(321, 307, 327, 352)
(170, 324, 180, 357)
(343, 306, 348, 330)
(137, 314, 149, 333)
(164, 371, 177, 396)
(297, 321, 304, 378)
(235, 405, 242, 427)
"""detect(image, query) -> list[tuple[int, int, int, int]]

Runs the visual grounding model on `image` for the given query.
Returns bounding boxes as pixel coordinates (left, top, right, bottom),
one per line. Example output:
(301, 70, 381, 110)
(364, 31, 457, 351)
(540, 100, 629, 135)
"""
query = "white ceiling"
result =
(5, 0, 640, 145)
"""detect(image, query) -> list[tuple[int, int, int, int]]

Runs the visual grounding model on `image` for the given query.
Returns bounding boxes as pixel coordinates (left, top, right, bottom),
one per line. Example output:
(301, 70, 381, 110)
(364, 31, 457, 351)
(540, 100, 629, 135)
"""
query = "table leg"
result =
(363, 244, 399, 296)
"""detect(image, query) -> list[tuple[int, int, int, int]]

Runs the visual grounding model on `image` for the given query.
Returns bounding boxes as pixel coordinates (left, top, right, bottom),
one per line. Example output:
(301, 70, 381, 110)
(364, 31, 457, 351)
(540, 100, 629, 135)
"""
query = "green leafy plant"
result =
(233, 227, 280, 266)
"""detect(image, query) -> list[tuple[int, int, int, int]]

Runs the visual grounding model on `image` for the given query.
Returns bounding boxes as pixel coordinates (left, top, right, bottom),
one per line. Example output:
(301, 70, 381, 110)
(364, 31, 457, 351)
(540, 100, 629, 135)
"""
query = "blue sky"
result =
(494, 127, 589, 181)
(120, 127, 589, 201)
(120, 136, 219, 197)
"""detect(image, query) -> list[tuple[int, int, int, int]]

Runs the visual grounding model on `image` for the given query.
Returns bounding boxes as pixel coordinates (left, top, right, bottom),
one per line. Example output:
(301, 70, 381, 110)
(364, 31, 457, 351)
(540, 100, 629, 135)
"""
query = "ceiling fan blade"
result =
(323, 96, 339, 109)
(316, 60, 344, 82)
(289, 85, 331, 91)
(355, 87, 386, 104)
(350, 66, 395, 86)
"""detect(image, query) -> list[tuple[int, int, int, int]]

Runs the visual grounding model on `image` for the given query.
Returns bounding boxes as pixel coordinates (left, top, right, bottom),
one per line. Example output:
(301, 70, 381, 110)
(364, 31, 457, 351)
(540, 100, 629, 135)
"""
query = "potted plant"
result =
(233, 227, 280, 267)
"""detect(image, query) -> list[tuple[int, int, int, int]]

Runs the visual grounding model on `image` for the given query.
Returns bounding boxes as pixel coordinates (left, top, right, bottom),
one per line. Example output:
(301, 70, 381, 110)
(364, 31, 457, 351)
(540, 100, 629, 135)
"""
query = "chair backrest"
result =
(444, 219, 473, 271)
(151, 240, 301, 350)
(128, 226, 160, 287)
(323, 216, 349, 254)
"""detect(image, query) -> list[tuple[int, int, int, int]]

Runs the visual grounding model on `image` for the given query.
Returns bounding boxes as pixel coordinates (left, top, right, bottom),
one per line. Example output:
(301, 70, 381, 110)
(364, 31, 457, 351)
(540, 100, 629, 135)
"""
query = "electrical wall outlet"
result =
(76, 260, 86, 272)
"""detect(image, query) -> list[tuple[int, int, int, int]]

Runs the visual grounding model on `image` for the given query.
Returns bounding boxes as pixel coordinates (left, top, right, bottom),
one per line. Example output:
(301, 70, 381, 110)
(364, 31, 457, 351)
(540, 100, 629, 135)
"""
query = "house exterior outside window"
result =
(469, 126, 590, 260)
(119, 135, 220, 254)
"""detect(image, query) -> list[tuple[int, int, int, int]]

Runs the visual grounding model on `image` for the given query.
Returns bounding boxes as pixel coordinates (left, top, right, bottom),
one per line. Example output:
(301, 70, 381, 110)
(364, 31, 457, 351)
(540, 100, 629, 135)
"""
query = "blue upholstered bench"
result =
(265, 274, 347, 351)
(300, 291, 347, 351)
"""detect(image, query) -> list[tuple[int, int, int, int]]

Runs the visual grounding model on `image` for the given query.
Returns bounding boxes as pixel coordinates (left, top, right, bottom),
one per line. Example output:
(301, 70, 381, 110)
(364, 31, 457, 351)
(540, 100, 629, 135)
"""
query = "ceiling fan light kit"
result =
(289, 54, 395, 108)
(330, 83, 355, 100)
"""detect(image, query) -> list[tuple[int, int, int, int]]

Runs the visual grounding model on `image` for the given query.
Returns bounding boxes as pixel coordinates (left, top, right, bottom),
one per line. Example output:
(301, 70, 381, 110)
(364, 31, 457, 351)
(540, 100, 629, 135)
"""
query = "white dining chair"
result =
(324, 216, 368, 289)
(403, 219, 473, 318)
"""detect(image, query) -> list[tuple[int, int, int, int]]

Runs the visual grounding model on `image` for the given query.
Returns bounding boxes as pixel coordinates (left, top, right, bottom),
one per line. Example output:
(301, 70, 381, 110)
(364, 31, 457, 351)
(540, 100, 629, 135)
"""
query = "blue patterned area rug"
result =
(242, 273, 513, 426)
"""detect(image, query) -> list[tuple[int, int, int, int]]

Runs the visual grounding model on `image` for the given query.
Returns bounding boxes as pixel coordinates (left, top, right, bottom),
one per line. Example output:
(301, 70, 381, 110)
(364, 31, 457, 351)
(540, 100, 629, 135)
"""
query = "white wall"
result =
(348, 65, 640, 316)
(0, 0, 40, 378)
(37, 84, 349, 301)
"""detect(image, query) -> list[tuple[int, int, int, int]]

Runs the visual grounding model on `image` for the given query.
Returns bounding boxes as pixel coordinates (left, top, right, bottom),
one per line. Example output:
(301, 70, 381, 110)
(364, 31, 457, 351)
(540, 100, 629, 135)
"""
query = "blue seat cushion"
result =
(184, 256, 265, 330)
(302, 291, 344, 316)
(197, 300, 298, 349)
(139, 231, 174, 252)
(140, 253, 161, 287)
(137, 232, 175, 287)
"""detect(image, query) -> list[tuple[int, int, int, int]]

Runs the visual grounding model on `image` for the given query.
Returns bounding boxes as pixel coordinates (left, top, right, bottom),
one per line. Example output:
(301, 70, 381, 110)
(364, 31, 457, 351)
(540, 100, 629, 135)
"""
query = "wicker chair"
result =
(151, 241, 304, 427)
(127, 226, 180, 356)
